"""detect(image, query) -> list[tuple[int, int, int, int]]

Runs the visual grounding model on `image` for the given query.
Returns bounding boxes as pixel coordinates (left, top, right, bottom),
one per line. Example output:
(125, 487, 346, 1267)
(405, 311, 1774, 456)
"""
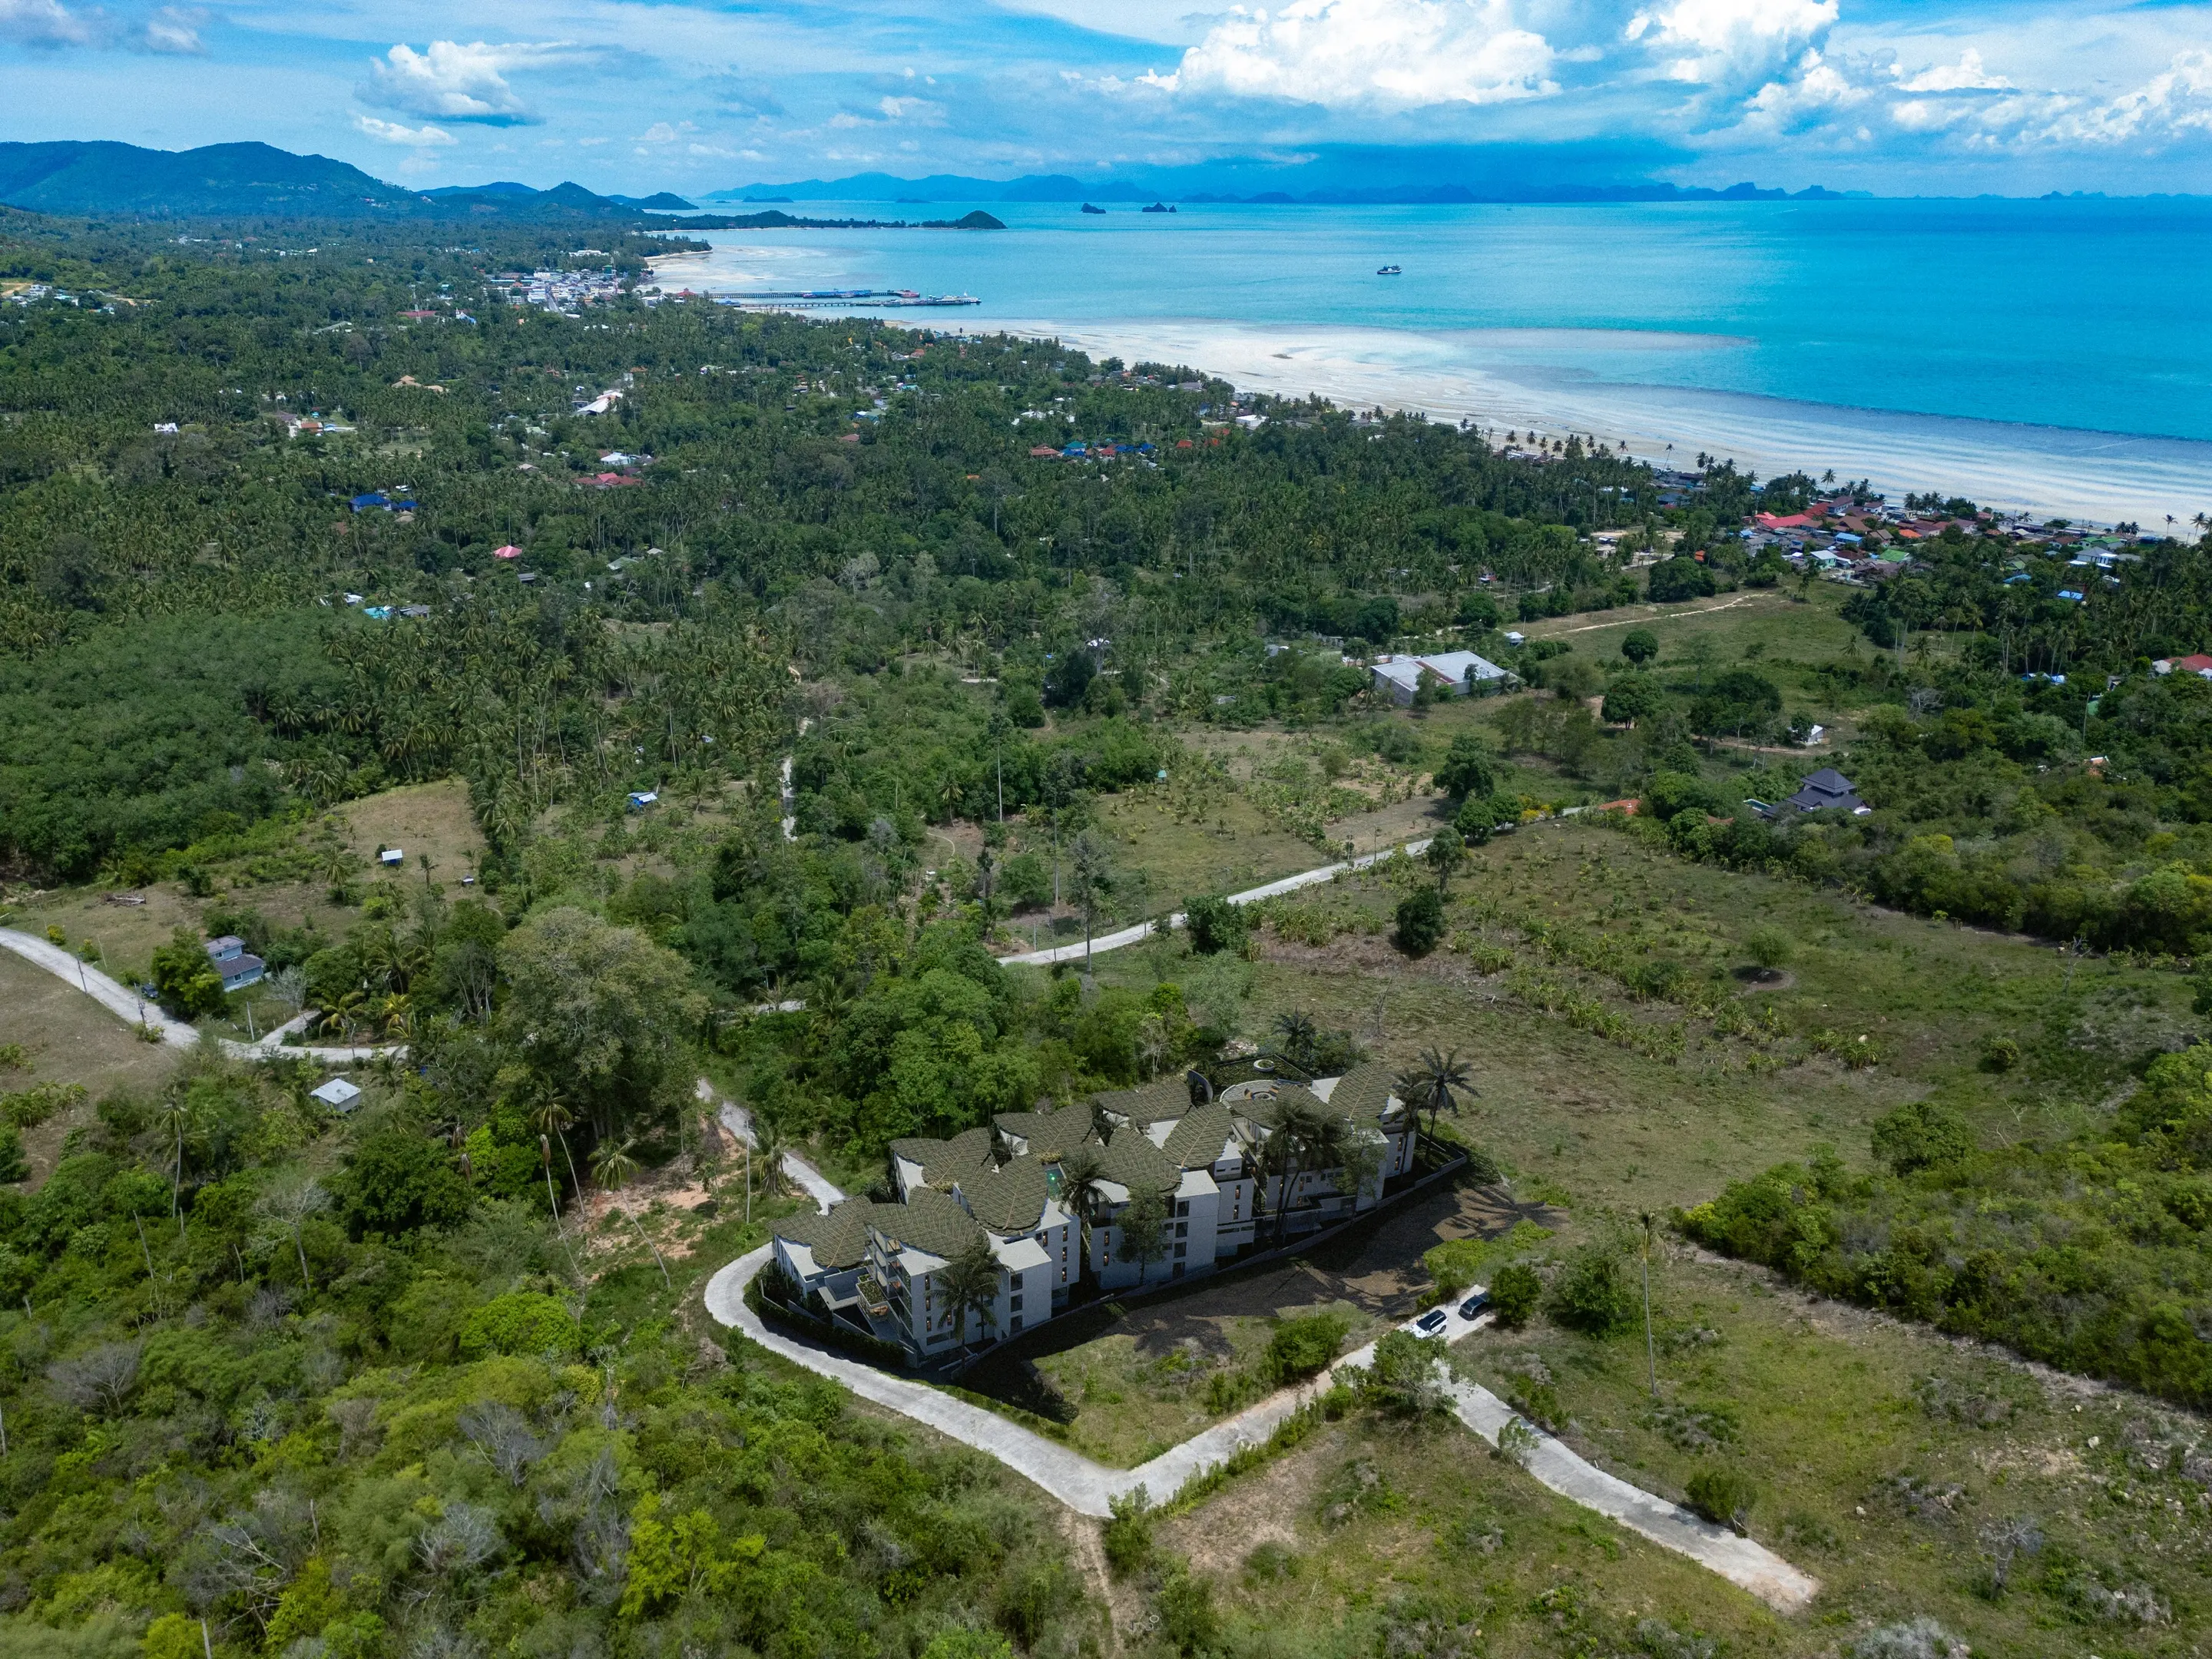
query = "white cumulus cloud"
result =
(1625, 0, 1836, 88)
(1893, 48, 2009, 94)
(356, 114, 457, 146)
(1145, 0, 1558, 109)
(0, 0, 91, 47)
(366, 40, 571, 124)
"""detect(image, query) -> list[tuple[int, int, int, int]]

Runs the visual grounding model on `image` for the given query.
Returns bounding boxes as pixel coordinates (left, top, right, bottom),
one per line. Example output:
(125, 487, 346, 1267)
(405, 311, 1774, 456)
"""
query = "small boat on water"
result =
(1081, 203, 1106, 214)
(1376, 263, 1402, 276)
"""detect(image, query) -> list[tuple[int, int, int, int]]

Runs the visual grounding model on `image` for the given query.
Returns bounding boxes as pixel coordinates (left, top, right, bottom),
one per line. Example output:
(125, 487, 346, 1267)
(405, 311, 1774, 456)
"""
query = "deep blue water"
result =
(651, 197, 2212, 521)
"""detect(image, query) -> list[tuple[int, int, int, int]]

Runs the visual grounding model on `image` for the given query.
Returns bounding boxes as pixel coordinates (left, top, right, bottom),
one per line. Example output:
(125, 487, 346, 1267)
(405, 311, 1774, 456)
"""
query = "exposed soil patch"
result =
(1157, 1424, 1341, 1576)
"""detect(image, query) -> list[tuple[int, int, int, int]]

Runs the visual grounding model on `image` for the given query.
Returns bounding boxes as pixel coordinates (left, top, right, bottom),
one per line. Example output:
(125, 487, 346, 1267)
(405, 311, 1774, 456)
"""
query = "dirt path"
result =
(1522, 591, 1783, 639)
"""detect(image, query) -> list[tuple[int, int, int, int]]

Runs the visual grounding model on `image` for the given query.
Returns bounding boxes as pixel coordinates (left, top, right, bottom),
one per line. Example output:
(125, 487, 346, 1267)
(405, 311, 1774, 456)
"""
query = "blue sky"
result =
(3, 0, 2209, 194)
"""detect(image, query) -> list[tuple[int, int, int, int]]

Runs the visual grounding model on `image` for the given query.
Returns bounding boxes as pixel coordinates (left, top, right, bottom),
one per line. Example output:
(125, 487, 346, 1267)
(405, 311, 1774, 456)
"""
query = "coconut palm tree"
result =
(1267, 1091, 1348, 1249)
(1273, 1009, 1319, 1072)
(749, 1114, 789, 1198)
(526, 1084, 584, 1199)
(590, 1137, 640, 1192)
(1394, 1047, 1475, 1147)
(937, 1236, 1002, 1349)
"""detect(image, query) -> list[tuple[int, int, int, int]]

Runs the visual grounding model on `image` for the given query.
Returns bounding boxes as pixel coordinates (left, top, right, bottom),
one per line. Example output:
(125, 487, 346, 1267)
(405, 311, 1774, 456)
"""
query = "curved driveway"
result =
(702, 1247, 1817, 1611)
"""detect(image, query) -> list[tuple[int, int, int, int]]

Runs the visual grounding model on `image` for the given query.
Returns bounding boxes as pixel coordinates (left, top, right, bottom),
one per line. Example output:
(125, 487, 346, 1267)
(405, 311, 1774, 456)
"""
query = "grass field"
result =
(0, 949, 178, 1183)
(1076, 808, 2206, 1649)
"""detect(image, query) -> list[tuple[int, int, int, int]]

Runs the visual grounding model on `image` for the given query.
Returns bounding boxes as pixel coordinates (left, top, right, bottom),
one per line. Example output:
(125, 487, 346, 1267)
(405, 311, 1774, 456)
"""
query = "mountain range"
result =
(0, 142, 697, 220)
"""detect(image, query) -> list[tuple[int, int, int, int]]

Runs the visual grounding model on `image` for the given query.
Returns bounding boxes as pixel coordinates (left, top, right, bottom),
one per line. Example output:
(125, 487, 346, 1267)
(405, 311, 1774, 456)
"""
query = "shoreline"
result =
(992, 315, 2209, 529)
(641, 239, 2209, 528)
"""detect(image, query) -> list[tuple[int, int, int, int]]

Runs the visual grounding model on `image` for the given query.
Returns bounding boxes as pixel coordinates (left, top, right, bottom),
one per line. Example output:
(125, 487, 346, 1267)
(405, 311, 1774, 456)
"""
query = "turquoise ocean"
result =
(647, 197, 2212, 525)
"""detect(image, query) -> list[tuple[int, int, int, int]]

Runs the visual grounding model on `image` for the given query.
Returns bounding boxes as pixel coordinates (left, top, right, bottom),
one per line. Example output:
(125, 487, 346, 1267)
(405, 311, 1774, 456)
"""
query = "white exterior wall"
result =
(1169, 1169, 1219, 1278)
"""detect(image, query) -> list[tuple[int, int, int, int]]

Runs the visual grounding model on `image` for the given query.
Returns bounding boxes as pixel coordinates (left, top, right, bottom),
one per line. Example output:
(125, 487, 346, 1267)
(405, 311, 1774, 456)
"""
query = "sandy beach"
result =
(645, 232, 2211, 531)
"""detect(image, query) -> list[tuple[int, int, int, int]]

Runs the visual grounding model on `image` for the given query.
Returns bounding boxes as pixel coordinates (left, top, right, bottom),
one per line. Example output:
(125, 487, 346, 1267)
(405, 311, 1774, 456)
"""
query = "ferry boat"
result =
(1376, 264, 1402, 276)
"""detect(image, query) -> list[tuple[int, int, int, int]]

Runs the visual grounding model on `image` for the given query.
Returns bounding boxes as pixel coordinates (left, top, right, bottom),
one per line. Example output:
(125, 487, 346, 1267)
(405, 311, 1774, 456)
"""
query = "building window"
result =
(1012, 1315, 1024, 1332)
(1175, 1221, 1188, 1237)
(1177, 1200, 1190, 1217)
(1012, 1294, 1024, 1312)
(1174, 1242, 1186, 1258)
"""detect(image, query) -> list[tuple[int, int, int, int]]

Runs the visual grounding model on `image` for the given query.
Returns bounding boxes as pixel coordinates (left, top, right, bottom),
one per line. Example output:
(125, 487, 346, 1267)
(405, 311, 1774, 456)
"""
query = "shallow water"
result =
(647, 197, 2212, 525)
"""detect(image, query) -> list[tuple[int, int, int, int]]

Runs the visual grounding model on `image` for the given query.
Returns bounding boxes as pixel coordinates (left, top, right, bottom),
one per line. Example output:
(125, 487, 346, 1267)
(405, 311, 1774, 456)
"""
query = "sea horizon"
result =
(647, 196, 2212, 528)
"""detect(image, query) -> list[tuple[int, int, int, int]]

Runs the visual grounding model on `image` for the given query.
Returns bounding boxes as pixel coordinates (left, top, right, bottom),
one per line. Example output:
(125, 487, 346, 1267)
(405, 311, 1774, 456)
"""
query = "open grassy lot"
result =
(1444, 1245, 2207, 1654)
(1150, 1398, 1794, 1659)
(1084, 808, 2205, 1650)
(335, 777, 485, 877)
(0, 949, 179, 1184)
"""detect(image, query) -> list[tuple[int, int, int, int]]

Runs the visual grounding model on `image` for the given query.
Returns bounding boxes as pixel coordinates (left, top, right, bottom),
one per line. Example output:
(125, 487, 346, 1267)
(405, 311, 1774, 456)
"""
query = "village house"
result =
(204, 935, 263, 992)
(769, 1064, 1418, 1360)
(1369, 649, 1512, 706)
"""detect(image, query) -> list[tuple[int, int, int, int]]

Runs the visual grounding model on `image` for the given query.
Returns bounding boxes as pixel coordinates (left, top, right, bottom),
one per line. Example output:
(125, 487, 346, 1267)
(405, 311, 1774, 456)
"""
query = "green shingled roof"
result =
(1161, 1103, 1239, 1171)
(889, 1127, 994, 1189)
(992, 1104, 1097, 1161)
(959, 1153, 1050, 1235)
(1091, 1075, 1197, 1126)
(869, 1187, 985, 1261)
(1094, 1125, 1180, 1196)
(1326, 1063, 1407, 1128)
(772, 1198, 886, 1271)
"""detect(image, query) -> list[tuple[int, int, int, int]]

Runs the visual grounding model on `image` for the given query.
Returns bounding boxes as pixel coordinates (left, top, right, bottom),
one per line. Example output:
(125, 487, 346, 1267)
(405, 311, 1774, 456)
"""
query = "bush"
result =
(1455, 794, 1510, 846)
(1684, 1465, 1757, 1533)
(149, 929, 225, 1019)
(1184, 894, 1249, 956)
(1103, 1488, 1153, 1577)
(1434, 732, 1499, 800)
(0, 1124, 25, 1184)
(1644, 771, 1717, 822)
(1978, 1035, 2021, 1073)
(1871, 1100, 1972, 1177)
(1156, 1563, 1219, 1656)
(1744, 925, 1793, 972)
(1488, 1262, 1541, 1327)
(1395, 888, 1445, 957)
(1621, 628, 1659, 666)
(1267, 1311, 1349, 1381)
(1549, 1248, 1637, 1336)
(459, 1292, 581, 1360)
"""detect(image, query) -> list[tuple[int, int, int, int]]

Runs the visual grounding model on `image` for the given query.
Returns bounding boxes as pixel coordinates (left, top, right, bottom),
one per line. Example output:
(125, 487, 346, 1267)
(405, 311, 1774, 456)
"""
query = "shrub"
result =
(1267, 1311, 1349, 1379)
(1102, 1488, 1153, 1577)
(1744, 925, 1793, 972)
(1871, 1100, 1973, 1177)
(150, 929, 225, 1019)
(1488, 1262, 1542, 1327)
(1684, 1465, 1757, 1533)
(1155, 1562, 1219, 1656)
(1184, 894, 1249, 956)
(1550, 1248, 1637, 1336)
(0, 1124, 25, 1184)
(459, 1292, 581, 1360)
(1455, 795, 1510, 846)
(1621, 628, 1659, 666)
(1395, 888, 1445, 957)
(1979, 1035, 2021, 1073)
(1644, 771, 1717, 822)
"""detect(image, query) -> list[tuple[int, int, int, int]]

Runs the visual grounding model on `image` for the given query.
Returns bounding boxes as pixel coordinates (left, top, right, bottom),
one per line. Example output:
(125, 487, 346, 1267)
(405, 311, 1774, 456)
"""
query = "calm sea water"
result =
(649, 198, 2212, 524)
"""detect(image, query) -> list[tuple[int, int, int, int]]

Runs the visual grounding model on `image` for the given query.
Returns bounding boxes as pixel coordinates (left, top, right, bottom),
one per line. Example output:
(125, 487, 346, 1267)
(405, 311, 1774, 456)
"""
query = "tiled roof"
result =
(773, 1197, 886, 1271)
(1092, 1075, 1197, 1126)
(890, 1127, 994, 1189)
(1161, 1103, 1239, 1170)
(1094, 1126, 1181, 1195)
(960, 1153, 1050, 1235)
(1326, 1064, 1406, 1128)
(869, 1187, 985, 1261)
(992, 1104, 1097, 1161)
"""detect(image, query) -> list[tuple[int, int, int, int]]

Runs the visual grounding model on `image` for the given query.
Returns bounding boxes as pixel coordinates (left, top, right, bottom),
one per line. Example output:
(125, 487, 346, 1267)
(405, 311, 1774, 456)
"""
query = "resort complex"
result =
(769, 1064, 1423, 1360)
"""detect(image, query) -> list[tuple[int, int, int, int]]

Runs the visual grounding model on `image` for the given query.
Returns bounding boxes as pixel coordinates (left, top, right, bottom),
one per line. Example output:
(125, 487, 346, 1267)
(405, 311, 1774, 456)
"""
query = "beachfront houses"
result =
(769, 1064, 1421, 1360)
